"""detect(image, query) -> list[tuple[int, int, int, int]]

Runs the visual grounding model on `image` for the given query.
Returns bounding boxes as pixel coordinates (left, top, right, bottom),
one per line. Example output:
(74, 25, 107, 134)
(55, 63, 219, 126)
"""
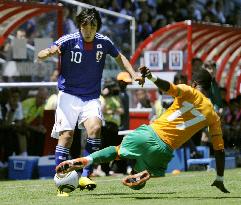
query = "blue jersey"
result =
(54, 32, 119, 101)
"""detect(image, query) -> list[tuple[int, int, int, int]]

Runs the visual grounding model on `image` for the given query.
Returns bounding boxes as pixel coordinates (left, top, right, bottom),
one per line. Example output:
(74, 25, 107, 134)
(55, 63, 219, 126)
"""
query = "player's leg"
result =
(129, 125, 173, 177)
(56, 146, 120, 173)
(61, 125, 150, 174)
(51, 91, 81, 196)
(55, 131, 75, 197)
(77, 99, 103, 190)
(118, 124, 173, 176)
(57, 124, 172, 176)
(80, 125, 158, 173)
(56, 146, 119, 190)
(55, 130, 74, 165)
(76, 117, 101, 190)
(52, 91, 80, 166)
(82, 116, 102, 176)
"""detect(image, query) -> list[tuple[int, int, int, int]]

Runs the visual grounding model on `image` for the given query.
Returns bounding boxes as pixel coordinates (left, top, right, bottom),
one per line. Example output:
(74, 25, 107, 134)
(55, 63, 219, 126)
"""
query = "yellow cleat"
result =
(57, 189, 69, 197)
(79, 177, 97, 191)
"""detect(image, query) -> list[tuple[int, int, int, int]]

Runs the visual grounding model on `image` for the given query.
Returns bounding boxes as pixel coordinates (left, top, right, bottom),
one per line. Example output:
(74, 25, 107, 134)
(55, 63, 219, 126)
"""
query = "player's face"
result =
(80, 21, 98, 42)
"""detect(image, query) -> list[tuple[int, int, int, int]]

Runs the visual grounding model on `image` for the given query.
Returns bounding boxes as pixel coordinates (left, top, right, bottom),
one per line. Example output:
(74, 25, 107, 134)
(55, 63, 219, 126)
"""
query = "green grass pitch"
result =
(0, 168, 240, 205)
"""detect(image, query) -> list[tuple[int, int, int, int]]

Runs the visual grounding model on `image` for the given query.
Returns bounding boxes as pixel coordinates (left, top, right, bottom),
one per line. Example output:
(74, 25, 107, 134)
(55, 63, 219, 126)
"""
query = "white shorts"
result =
(51, 91, 104, 139)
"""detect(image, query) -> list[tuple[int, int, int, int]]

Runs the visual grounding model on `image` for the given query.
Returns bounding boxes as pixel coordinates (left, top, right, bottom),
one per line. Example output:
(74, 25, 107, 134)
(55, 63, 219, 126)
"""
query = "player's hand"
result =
(122, 170, 150, 188)
(49, 45, 61, 55)
(139, 66, 152, 79)
(132, 66, 151, 87)
(37, 45, 61, 60)
(133, 75, 145, 87)
(211, 180, 230, 193)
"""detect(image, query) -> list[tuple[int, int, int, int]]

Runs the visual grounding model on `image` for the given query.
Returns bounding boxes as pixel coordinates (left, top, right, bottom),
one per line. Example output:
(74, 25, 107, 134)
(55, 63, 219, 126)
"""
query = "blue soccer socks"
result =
(55, 145, 70, 165)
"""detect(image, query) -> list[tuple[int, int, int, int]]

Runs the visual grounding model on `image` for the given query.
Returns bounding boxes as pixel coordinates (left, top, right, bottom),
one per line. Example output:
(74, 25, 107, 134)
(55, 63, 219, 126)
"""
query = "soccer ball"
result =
(54, 171, 79, 193)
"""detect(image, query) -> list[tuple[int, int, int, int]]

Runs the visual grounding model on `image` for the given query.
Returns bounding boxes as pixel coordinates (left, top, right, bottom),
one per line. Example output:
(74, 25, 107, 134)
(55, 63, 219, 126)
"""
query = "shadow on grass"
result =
(84, 192, 241, 200)
(132, 196, 241, 200)
(86, 192, 176, 196)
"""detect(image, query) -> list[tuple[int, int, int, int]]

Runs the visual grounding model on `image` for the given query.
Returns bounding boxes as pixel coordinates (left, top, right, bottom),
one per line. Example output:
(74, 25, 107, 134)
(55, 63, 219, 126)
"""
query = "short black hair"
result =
(202, 60, 216, 70)
(192, 69, 212, 90)
(173, 73, 187, 85)
(76, 8, 102, 32)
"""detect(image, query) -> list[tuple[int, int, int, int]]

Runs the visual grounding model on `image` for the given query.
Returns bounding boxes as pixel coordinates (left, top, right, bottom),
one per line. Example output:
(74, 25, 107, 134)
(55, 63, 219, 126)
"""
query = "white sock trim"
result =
(216, 175, 224, 181)
(150, 74, 158, 83)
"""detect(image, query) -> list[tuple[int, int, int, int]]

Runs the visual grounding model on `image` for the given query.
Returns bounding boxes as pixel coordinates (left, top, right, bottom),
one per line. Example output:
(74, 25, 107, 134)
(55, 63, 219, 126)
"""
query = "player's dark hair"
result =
(76, 8, 102, 32)
(192, 69, 212, 90)
(173, 72, 187, 85)
(202, 60, 216, 71)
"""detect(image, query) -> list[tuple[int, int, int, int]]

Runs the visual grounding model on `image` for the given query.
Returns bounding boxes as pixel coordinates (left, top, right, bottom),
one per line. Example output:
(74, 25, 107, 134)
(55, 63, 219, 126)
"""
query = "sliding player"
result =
(56, 67, 229, 193)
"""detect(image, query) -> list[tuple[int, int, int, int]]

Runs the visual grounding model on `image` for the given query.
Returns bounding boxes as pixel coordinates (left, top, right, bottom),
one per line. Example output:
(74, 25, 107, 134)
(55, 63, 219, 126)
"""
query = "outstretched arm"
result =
(115, 53, 144, 86)
(139, 66, 170, 92)
(209, 120, 230, 193)
(214, 149, 225, 177)
(122, 170, 150, 190)
(211, 149, 230, 193)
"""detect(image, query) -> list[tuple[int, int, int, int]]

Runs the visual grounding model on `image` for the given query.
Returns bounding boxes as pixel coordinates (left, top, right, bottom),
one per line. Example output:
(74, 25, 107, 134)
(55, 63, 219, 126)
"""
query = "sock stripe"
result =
(55, 146, 70, 165)
(56, 148, 69, 153)
(56, 150, 69, 154)
(86, 138, 101, 141)
(56, 145, 69, 151)
(86, 141, 101, 145)
(55, 149, 69, 153)
(56, 145, 69, 154)
(86, 138, 101, 144)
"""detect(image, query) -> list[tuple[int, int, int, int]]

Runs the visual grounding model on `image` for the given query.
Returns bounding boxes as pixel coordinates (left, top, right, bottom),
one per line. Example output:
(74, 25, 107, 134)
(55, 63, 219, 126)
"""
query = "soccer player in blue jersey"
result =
(38, 8, 143, 195)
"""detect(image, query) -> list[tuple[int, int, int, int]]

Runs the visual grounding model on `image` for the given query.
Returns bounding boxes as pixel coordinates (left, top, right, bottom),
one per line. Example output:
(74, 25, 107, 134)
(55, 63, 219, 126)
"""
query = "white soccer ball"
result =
(54, 170, 79, 193)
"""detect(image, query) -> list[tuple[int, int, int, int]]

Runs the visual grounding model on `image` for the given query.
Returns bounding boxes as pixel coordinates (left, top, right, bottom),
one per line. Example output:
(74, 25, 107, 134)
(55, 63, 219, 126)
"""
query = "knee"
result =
(88, 124, 101, 137)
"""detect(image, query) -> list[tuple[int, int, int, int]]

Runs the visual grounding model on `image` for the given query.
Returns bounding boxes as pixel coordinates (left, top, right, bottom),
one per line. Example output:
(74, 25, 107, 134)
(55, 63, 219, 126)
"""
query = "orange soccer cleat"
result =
(56, 158, 89, 174)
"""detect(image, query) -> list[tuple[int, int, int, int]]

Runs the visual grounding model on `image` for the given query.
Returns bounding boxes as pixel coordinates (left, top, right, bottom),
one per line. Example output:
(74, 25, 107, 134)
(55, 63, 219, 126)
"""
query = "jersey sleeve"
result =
(208, 112, 224, 150)
(105, 37, 119, 58)
(165, 83, 190, 98)
(53, 35, 68, 50)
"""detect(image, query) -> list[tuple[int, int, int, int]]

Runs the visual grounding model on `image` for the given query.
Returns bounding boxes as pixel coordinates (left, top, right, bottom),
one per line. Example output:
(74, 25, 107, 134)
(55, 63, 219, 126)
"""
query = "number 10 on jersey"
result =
(71, 51, 82, 63)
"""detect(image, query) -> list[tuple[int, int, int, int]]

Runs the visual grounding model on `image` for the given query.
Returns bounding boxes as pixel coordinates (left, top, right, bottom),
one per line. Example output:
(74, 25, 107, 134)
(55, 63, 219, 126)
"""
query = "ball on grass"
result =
(172, 169, 181, 176)
(54, 170, 79, 193)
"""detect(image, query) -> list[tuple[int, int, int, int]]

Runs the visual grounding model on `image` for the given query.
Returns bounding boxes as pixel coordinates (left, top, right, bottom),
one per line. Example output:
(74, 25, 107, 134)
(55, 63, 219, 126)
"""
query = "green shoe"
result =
(79, 177, 97, 191)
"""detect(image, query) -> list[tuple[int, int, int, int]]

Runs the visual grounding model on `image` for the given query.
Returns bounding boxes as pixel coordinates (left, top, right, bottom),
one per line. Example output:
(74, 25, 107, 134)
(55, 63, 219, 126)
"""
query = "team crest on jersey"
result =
(96, 51, 103, 62)
(97, 44, 102, 48)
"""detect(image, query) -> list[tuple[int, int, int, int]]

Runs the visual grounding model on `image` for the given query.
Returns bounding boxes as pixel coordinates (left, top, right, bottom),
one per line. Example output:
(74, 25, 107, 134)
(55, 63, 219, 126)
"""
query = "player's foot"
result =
(72, 157, 89, 169)
(56, 157, 89, 174)
(79, 177, 97, 191)
(56, 189, 69, 197)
